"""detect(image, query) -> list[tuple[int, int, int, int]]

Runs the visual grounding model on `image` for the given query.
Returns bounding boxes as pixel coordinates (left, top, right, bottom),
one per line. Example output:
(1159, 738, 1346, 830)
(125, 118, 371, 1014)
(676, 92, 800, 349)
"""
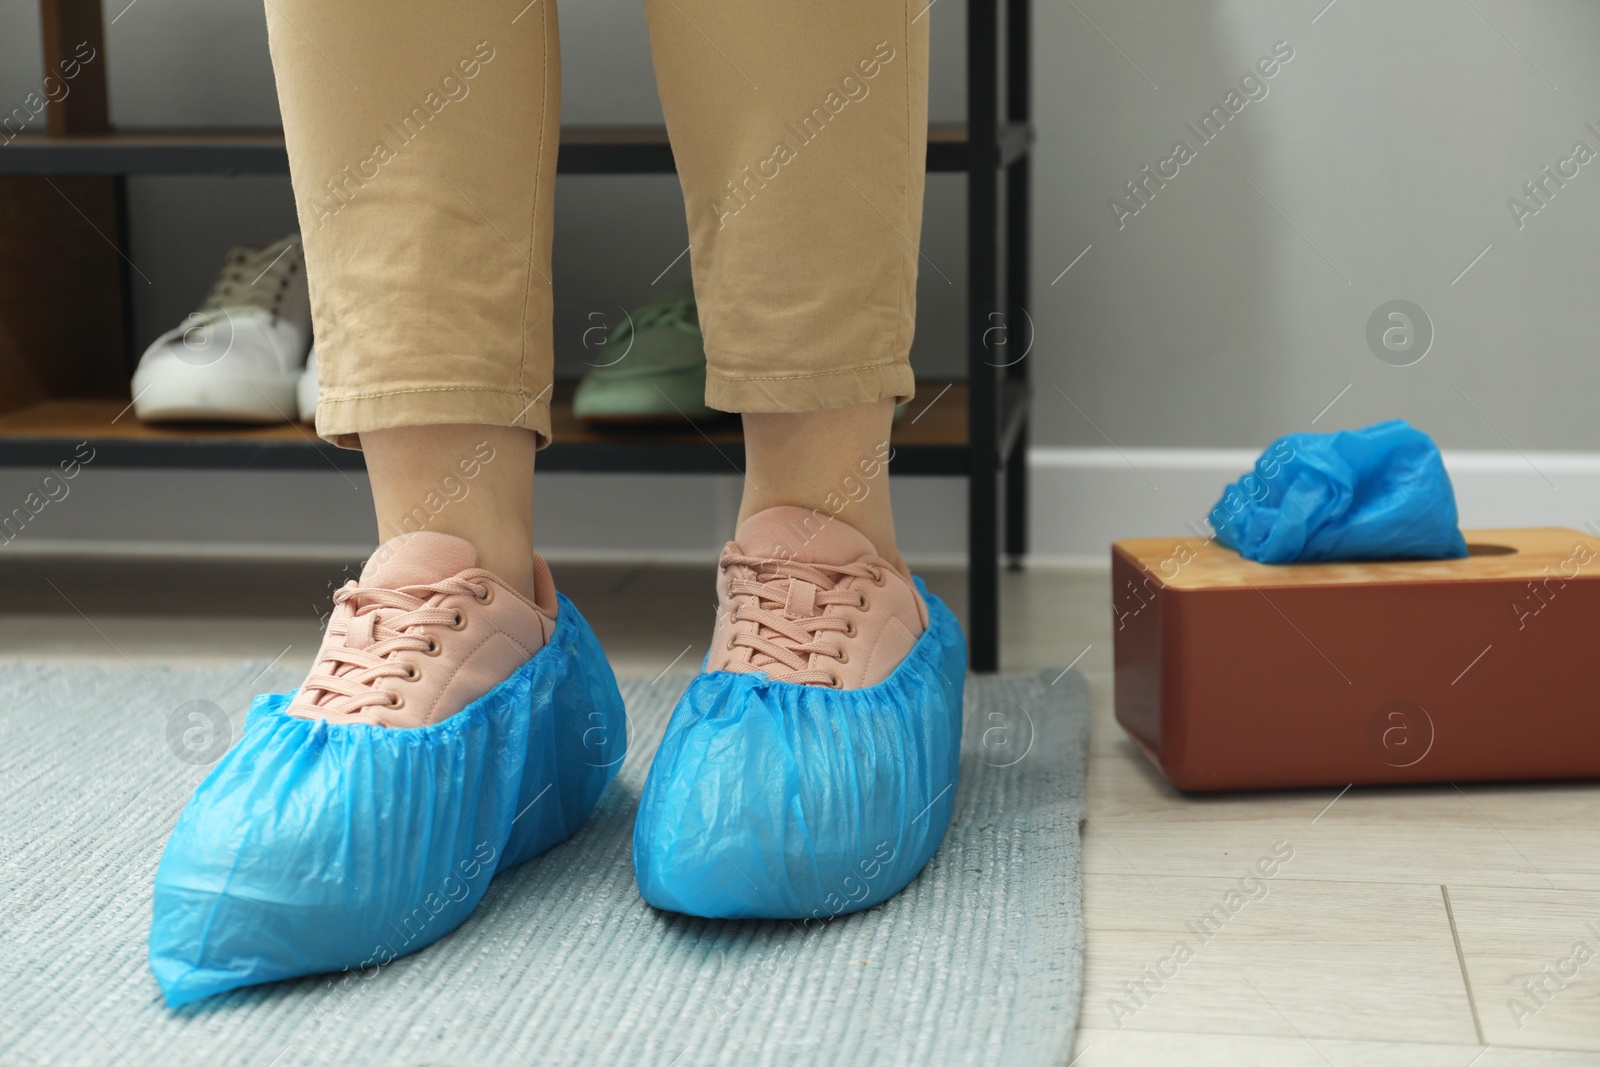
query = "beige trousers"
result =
(263, 0, 929, 449)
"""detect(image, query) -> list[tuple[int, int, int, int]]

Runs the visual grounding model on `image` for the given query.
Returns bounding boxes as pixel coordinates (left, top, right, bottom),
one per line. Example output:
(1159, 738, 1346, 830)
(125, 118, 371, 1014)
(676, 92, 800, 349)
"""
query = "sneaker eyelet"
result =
(827, 677, 843, 689)
(869, 567, 887, 587)
(423, 636, 442, 656)
(856, 592, 868, 609)
(474, 583, 494, 604)
(835, 647, 849, 664)
(843, 620, 857, 638)
(404, 663, 421, 682)
(726, 632, 738, 651)
(389, 693, 405, 709)
(449, 610, 467, 631)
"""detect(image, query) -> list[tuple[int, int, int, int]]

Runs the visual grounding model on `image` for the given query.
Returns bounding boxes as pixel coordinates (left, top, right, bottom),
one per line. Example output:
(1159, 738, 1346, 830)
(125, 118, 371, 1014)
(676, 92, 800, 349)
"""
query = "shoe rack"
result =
(0, 0, 1033, 671)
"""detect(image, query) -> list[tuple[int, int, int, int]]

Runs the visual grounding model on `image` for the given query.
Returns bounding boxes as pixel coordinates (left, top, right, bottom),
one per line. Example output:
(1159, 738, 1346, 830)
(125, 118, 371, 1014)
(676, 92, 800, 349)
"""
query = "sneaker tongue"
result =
(733, 506, 877, 568)
(360, 531, 478, 590)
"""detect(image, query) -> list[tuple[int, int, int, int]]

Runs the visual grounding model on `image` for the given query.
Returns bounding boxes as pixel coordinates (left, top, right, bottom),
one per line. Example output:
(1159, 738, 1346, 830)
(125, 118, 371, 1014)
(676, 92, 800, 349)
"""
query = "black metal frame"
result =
(965, 0, 1035, 667)
(0, 0, 1032, 670)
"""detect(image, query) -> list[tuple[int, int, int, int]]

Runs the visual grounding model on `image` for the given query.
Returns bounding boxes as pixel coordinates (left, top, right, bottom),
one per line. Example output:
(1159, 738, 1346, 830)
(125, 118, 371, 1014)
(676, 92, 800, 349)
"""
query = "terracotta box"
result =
(1111, 528, 1600, 792)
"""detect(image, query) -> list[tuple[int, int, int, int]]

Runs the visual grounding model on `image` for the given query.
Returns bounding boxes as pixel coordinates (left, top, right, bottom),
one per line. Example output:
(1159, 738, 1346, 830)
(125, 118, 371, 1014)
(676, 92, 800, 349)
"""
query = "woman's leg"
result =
(265, 2, 559, 450)
(265, 0, 559, 597)
(263, 0, 562, 714)
(645, 0, 930, 655)
(147, 5, 636, 1009)
(643, 3, 926, 418)
(632, 3, 953, 923)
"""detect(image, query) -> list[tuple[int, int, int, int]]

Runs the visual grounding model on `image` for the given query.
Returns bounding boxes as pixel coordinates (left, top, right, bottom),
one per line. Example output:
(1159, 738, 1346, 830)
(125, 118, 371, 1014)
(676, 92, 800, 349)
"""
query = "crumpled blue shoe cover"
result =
(633, 578, 965, 921)
(149, 593, 625, 1007)
(1211, 418, 1470, 564)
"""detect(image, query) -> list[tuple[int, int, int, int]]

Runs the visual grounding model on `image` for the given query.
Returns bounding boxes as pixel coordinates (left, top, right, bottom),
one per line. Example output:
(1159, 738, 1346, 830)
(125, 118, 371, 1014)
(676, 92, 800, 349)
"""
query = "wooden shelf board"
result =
(4, 123, 977, 149)
(0, 124, 1018, 175)
(0, 380, 974, 473)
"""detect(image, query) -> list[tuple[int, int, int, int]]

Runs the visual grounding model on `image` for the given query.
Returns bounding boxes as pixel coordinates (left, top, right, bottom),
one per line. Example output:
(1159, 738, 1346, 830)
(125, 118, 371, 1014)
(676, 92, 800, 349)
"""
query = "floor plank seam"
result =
(1082, 871, 1600, 893)
(1440, 884, 1487, 1045)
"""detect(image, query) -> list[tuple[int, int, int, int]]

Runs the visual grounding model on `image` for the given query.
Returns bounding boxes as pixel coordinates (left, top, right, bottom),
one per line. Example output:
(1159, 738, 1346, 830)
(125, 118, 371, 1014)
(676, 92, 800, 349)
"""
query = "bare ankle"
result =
(362, 423, 541, 599)
(740, 400, 901, 559)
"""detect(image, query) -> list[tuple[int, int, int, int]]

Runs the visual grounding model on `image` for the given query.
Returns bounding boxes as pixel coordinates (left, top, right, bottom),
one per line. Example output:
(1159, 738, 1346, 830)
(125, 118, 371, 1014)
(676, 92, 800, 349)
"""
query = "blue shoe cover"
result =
(1211, 418, 1469, 563)
(633, 578, 965, 921)
(148, 594, 625, 1007)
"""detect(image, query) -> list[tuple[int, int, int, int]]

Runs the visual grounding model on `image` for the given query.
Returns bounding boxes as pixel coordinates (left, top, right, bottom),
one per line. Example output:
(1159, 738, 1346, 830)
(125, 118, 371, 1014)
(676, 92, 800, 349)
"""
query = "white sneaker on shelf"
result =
(132, 235, 310, 423)
(297, 346, 318, 423)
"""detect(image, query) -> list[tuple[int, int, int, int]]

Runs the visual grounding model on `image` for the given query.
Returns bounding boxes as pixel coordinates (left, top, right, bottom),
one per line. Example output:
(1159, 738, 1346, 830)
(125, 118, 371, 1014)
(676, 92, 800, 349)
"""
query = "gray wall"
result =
(5, 0, 1600, 451)
(1036, 0, 1600, 449)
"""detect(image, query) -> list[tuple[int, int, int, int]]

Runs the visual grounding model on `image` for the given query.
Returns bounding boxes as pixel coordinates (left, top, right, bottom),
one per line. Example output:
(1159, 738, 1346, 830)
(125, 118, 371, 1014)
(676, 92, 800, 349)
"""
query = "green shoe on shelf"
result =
(573, 286, 717, 424)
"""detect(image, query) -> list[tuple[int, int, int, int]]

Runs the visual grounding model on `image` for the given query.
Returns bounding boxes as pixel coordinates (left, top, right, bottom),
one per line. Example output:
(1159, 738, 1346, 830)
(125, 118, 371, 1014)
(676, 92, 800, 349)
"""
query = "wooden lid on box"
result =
(1112, 527, 1600, 590)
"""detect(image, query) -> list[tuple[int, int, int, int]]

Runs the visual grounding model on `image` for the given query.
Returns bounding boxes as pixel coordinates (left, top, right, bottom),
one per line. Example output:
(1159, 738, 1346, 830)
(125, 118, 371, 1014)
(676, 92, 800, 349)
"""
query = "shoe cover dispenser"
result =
(149, 594, 625, 1007)
(633, 578, 966, 921)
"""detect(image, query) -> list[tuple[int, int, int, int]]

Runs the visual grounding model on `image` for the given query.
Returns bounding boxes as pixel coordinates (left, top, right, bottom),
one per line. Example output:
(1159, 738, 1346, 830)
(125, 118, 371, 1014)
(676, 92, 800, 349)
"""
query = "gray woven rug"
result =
(0, 662, 1087, 1067)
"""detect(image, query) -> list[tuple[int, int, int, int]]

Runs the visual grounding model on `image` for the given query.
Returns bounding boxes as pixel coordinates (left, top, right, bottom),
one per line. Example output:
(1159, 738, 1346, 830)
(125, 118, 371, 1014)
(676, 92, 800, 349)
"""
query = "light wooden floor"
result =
(5, 556, 1598, 1066)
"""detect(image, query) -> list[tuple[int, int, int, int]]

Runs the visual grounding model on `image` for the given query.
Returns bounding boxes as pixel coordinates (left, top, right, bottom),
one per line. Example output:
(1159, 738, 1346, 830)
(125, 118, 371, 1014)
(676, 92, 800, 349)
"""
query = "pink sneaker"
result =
(706, 505, 928, 688)
(289, 531, 557, 727)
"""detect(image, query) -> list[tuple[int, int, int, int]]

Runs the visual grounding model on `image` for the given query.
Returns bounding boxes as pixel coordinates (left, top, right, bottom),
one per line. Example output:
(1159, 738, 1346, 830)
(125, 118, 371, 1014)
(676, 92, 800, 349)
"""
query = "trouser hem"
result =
(704, 363, 915, 414)
(314, 386, 552, 451)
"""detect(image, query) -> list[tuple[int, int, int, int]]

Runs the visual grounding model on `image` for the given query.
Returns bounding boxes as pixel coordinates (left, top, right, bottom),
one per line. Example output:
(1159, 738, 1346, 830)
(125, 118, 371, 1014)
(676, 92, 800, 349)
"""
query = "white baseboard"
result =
(2, 448, 1597, 567)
